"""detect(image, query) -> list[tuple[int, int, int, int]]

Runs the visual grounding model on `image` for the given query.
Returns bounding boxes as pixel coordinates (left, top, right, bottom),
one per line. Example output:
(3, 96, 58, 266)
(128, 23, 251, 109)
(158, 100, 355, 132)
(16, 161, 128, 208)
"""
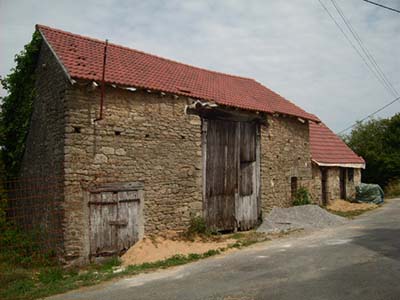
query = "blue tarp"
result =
(355, 183, 384, 204)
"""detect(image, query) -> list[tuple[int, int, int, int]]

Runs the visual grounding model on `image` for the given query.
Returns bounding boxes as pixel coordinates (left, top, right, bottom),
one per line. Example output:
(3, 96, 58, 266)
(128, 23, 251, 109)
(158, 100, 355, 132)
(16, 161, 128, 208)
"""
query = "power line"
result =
(362, 0, 400, 14)
(317, 0, 397, 97)
(337, 96, 400, 134)
(330, 0, 399, 97)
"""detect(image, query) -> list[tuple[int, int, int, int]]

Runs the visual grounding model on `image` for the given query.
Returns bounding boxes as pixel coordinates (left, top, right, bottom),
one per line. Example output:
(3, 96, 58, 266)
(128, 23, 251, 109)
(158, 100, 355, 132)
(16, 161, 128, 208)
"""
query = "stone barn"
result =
(19, 24, 320, 264)
(308, 122, 365, 205)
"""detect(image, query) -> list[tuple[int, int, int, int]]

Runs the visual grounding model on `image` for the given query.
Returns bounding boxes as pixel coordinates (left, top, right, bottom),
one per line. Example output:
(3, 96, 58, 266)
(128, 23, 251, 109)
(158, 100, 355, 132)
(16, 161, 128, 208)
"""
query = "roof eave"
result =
(312, 159, 365, 169)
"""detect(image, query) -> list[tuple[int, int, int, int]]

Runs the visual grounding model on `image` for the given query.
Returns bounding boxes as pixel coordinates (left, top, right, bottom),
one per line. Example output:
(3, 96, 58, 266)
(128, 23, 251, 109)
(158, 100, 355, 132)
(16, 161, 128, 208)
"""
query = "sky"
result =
(1, 0, 399, 133)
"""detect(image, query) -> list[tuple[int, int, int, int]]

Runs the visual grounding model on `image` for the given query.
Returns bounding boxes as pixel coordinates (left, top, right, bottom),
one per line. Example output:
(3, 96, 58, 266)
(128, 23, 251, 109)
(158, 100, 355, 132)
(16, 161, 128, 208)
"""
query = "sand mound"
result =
(327, 199, 377, 212)
(121, 237, 234, 266)
(257, 204, 347, 233)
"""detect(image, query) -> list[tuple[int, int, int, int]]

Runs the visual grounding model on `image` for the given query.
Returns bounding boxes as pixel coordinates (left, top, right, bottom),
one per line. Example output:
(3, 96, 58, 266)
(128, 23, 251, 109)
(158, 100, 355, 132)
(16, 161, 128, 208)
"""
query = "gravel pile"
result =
(257, 204, 348, 233)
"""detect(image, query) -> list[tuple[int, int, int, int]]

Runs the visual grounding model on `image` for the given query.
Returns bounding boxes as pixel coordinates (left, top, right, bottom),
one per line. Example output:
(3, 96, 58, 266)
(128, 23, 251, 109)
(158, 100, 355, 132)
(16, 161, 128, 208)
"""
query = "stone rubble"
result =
(257, 205, 347, 233)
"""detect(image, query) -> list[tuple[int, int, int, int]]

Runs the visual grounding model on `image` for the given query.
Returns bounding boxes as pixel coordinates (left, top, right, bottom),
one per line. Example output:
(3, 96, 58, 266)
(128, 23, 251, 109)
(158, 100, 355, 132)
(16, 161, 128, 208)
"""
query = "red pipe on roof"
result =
(95, 39, 108, 121)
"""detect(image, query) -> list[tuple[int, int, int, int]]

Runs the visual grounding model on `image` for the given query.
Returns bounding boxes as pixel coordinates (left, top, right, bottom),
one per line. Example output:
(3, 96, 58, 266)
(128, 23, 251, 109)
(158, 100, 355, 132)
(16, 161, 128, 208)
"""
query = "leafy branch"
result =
(0, 31, 42, 177)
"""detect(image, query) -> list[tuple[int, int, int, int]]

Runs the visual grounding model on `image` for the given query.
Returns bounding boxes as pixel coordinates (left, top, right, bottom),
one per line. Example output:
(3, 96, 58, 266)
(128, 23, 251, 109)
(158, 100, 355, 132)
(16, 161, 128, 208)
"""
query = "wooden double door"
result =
(203, 118, 260, 231)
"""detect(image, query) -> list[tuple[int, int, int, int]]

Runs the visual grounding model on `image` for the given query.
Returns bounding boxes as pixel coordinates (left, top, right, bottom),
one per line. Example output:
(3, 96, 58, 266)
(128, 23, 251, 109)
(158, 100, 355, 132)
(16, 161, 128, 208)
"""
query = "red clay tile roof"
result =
(309, 122, 365, 166)
(36, 24, 319, 122)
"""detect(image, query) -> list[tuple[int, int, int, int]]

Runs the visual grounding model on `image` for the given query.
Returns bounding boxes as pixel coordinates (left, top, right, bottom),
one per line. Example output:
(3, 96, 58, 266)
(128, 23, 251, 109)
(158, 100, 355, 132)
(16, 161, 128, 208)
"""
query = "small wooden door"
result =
(321, 168, 328, 205)
(116, 191, 141, 251)
(204, 119, 260, 231)
(339, 168, 347, 199)
(291, 177, 298, 201)
(89, 192, 118, 256)
(89, 184, 143, 257)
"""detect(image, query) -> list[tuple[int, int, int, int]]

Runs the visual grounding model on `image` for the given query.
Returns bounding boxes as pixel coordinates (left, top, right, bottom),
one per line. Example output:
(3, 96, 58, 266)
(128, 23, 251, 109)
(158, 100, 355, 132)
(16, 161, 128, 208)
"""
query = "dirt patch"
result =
(327, 199, 377, 212)
(121, 237, 235, 266)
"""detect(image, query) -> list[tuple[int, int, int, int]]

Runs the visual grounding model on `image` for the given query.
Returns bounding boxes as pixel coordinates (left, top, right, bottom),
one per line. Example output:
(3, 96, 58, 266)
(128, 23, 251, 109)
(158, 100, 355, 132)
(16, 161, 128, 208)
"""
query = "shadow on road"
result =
(351, 228, 400, 262)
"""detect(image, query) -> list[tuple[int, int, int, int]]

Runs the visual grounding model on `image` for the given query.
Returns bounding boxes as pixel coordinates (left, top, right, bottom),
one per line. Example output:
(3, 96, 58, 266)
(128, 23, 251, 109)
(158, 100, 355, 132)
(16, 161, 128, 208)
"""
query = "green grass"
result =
(0, 231, 271, 300)
(326, 207, 376, 218)
(227, 231, 269, 248)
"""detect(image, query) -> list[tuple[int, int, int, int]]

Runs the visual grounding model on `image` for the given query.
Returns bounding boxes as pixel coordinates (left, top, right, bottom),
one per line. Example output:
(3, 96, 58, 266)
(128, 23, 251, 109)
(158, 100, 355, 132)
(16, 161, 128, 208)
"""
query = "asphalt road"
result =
(49, 198, 400, 300)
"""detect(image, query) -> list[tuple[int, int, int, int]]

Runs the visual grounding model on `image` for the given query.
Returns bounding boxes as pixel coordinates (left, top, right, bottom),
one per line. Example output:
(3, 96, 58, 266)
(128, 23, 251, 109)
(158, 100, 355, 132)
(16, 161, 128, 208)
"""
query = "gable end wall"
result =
(19, 40, 68, 253)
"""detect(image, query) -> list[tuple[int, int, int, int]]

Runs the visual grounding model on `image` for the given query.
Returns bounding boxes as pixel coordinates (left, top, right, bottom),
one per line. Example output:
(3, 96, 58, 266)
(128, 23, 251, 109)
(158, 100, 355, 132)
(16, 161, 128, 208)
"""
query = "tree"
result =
(343, 113, 400, 188)
(0, 31, 42, 178)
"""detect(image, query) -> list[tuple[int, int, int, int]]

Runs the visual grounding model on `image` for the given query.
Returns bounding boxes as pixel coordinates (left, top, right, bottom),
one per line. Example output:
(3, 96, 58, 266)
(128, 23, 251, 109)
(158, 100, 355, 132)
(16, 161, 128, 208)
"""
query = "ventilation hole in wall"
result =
(298, 156, 301, 160)
(276, 155, 279, 158)
(115, 130, 121, 136)
(145, 134, 150, 138)
(73, 126, 81, 133)
(181, 135, 185, 139)
(113, 191, 118, 194)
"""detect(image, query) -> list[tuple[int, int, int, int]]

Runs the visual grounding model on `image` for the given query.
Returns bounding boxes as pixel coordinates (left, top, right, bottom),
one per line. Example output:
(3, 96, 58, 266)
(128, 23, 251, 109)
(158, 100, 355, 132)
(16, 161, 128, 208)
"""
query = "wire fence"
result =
(0, 176, 64, 259)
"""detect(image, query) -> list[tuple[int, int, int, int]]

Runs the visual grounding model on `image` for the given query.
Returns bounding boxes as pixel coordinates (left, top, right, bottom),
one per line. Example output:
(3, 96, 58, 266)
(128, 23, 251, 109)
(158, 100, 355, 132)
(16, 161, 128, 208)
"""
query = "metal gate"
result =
(88, 182, 143, 258)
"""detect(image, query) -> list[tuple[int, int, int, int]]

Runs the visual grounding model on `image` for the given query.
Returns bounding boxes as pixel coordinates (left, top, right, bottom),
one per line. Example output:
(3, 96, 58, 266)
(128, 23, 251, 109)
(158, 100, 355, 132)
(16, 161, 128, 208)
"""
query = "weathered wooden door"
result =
(290, 177, 298, 201)
(321, 168, 328, 205)
(203, 119, 259, 231)
(236, 122, 259, 230)
(204, 119, 238, 230)
(116, 191, 141, 252)
(339, 168, 347, 200)
(89, 192, 118, 256)
(89, 183, 143, 258)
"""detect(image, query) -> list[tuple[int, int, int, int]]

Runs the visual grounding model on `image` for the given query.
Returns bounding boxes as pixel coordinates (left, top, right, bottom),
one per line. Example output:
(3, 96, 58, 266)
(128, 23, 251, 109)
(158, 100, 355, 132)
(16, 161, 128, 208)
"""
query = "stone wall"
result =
(326, 167, 341, 201)
(19, 40, 68, 252)
(62, 88, 316, 262)
(302, 163, 323, 204)
(62, 86, 203, 263)
(260, 115, 312, 212)
(307, 165, 362, 204)
(346, 167, 362, 200)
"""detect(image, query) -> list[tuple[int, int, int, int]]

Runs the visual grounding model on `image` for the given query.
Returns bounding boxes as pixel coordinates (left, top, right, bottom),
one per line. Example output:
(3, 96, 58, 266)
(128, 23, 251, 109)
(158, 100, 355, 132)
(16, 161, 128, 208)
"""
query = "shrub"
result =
(187, 216, 208, 235)
(293, 187, 311, 206)
(385, 179, 400, 198)
(0, 224, 58, 267)
(0, 194, 6, 229)
(0, 31, 42, 177)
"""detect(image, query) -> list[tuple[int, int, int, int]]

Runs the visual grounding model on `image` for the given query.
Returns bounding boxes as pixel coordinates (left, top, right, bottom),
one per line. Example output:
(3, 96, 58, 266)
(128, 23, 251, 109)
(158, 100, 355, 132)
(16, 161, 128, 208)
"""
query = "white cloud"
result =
(1, 0, 399, 132)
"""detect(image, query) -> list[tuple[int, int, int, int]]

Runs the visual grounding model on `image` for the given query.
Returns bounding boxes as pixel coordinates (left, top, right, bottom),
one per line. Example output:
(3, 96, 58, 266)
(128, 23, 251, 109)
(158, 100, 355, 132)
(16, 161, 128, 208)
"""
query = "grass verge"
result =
(326, 207, 377, 218)
(0, 231, 269, 300)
